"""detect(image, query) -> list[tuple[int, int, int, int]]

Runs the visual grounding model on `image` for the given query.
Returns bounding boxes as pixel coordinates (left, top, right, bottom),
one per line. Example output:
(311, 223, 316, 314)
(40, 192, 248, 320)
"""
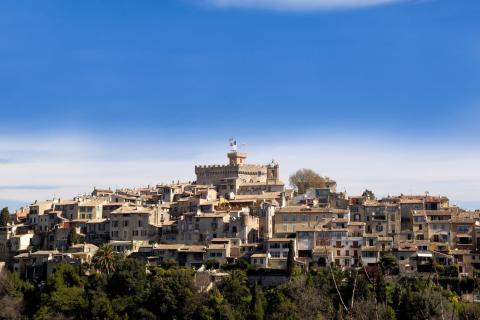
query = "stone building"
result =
(195, 151, 282, 198)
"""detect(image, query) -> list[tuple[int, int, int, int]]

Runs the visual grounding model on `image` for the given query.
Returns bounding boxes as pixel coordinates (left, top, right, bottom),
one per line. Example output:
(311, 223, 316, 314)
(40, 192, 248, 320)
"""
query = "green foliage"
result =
(67, 227, 78, 247)
(286, 240, 295, 278)
(289, 169, 326, 194)
(4, 255, 480, 320)
(146, 267, 196, 319)
(36, 263, 88, 319)
(205, 259, 220, 270)
(0, 269, 35, 319)
(222, 257, 250, 271)
(249, 283, 266, 320)
(0, 207, 10, 227)
(362, 189, 376, 200)
(92, 244, 119, 275)
(379, 252, 399, 275)
(459, 303, 480, 320)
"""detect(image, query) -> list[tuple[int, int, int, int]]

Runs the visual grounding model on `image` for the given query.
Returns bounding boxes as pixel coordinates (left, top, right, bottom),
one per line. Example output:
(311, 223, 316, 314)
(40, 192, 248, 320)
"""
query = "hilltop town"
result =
(1, 146, 479, 280)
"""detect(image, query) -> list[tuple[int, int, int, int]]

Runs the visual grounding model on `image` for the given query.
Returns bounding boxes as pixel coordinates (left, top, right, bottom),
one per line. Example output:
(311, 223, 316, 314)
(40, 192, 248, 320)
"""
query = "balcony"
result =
(349, 232, 363, 237)
(361, 245, 381, 251)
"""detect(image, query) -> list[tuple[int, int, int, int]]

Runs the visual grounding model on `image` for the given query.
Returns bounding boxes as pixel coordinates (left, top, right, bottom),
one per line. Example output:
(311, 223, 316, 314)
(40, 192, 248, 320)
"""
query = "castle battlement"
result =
(195, 150, 280, 191)
(195, 164, 266, 170)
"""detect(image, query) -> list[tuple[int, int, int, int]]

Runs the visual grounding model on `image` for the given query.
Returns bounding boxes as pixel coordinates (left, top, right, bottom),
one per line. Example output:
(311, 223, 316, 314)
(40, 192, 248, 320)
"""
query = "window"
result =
(270, 252, 281, 258)
(138, 220, 142, 227)
(457, 225, 469, 232)
(124, 220, 129, 227)
(362, 251, 376, 258)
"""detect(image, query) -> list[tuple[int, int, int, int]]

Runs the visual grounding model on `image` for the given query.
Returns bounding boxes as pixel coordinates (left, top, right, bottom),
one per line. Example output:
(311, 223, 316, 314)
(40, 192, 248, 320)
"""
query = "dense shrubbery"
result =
(2, 254, 480, 320)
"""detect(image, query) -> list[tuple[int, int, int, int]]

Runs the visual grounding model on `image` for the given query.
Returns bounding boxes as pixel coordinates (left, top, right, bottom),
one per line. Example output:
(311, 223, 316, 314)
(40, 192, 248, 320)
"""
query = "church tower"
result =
(267, 161, 280, 184)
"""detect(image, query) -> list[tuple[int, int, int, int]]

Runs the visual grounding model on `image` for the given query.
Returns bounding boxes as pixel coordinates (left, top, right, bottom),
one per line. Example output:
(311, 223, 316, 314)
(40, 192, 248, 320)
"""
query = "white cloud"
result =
(201, 0, 409, 11)
(0, 133, 479, 210)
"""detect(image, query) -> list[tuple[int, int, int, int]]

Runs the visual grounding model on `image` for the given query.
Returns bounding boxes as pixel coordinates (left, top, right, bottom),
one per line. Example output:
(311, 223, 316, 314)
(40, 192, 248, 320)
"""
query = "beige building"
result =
(266, 238, 295, 269)
(206, 243, 230, 264)
(109, 206, 153, 242)
(27, 200, 56, 226)
(274, 206, 349, 237)
(77, 199, 107, 220)
(195, 151, 282, 198)
(178, 212, 230, 244)
(363, 201, 400, 238)
(53, 200, 78, 220)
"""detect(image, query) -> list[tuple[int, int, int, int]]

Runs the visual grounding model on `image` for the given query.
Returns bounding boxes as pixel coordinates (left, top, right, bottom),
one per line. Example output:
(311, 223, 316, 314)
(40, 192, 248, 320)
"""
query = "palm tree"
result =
(92, 244, 118, 275)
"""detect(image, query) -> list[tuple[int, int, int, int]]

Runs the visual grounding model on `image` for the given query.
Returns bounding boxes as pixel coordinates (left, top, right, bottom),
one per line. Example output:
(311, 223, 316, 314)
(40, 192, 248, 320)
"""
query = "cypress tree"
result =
(286, 240, 295, 277)
(0, 207, 10, 227)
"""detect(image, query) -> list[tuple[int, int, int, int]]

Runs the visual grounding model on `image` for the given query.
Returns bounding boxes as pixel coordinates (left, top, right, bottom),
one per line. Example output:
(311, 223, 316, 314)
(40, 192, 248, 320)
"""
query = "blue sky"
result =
(1, 0, 479, 210)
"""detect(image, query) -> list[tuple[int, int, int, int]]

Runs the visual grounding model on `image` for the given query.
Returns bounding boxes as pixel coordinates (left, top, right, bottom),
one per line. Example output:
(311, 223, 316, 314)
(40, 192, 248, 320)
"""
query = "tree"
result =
(35, 263, 88, 319)
(286, 240, 295, 278)
(0, 269, 32, 319)
(249, 283, 266, 320)
(67, 227, 78, 248)
(146, 267, 197, 319)
(380, 253, 399, 276)
(362, 189, 376, 200)
(289, 169, 326, 194)
(205, 259, 220, 270)
(92, 244, 118, 275)
(106, 259, 149, 318)
(0, 207, 10, 227)
(218, 270, 251, 318)
(459, 303, 480, 320)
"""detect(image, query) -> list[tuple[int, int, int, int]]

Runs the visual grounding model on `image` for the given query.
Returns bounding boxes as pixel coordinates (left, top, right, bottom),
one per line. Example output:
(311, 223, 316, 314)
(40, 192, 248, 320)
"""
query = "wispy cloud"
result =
(0, 185, 63, 190)
(0, 132, 479, 210)
(200, 0, 410, 11)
